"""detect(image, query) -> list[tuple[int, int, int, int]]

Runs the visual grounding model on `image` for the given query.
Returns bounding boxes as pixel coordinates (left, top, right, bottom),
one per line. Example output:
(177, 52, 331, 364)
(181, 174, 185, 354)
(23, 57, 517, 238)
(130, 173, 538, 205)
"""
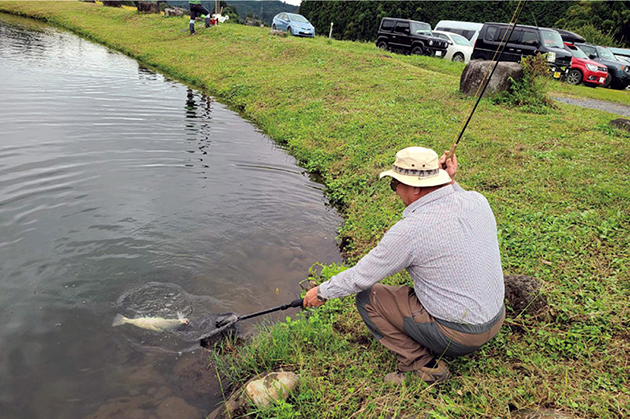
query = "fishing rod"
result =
(444, 0, 525, 163)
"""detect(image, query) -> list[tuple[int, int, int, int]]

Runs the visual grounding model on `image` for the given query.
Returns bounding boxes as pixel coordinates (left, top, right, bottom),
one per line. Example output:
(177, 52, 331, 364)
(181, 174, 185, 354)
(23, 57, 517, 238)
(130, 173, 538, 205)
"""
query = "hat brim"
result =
(379, 168, 452, 188)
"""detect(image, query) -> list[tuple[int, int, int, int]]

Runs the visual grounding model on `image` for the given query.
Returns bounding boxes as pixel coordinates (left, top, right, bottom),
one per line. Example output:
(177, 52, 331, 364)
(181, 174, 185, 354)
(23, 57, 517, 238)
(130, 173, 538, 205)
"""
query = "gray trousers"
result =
(356, 284, 504, 371)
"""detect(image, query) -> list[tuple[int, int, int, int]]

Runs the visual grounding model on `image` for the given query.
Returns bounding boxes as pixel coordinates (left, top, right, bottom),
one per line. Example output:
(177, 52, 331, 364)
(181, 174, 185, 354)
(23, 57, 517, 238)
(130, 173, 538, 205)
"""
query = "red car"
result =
(564, 43, 608, 87)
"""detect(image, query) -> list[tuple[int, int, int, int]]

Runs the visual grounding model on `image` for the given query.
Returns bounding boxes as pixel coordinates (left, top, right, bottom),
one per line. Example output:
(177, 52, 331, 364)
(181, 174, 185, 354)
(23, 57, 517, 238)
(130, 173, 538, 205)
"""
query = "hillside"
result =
(166, 0, 297, 25)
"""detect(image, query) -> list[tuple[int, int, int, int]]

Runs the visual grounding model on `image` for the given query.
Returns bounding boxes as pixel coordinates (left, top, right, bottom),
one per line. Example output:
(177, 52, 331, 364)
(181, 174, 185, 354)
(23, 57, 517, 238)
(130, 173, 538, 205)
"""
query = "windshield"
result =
(567, 45, 588, 59)
(288, 14, 308, 23)
(449, 33, 472, 46)
(598, 47, 617, 61)
(540, 30, 564, 49)
(411, 22, 432, 36)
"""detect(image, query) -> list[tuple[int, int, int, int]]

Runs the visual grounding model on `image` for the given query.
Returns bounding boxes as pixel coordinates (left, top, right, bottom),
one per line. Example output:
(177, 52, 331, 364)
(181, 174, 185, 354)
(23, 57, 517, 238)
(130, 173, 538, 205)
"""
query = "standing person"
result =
(188, 0, 210, 35)
(303, 146, 505, 384)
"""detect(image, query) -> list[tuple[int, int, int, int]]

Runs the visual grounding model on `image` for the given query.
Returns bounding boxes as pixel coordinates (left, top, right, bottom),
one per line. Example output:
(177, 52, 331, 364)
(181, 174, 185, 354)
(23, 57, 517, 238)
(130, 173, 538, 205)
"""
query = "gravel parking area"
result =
(551, 95, 630, 117)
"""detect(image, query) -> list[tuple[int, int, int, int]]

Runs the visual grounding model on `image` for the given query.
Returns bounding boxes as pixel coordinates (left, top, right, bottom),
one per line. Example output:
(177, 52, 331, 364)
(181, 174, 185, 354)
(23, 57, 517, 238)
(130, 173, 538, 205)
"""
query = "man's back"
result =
(400, 183, 504, 324)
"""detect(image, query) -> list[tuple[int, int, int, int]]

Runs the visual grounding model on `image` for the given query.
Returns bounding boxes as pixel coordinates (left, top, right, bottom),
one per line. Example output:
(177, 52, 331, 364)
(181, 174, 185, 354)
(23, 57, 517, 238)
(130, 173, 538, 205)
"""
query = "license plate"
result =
(435, 51, 442, 56)
(599, 77, 605, 83)
(553, 71, 561, 79)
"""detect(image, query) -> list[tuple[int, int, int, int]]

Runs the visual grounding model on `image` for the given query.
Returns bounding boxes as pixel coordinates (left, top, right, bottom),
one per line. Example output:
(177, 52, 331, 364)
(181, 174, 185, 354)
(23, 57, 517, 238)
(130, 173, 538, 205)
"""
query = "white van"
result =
(434, 20, 483, 44)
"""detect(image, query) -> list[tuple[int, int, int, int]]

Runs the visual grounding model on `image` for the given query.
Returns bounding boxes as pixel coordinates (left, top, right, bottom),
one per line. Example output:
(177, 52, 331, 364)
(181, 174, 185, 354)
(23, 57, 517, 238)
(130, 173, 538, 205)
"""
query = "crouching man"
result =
(304, 146, 505, 384)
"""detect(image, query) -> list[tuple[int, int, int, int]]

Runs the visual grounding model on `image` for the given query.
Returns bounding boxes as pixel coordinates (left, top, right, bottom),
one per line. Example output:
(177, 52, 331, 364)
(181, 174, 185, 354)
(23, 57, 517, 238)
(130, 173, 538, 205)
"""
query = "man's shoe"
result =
(385, 360, 450, 385)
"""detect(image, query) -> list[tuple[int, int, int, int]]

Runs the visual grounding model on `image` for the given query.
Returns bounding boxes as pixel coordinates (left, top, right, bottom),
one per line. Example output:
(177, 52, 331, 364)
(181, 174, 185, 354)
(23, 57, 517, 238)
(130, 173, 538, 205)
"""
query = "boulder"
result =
(610, 118, 630, 132)
(207, 371, 299, 419)
(270, 29, 288, 37)
(137, 1, 160, 14)
(164, 8, 185, 17)
(460, 60, 524, 97)
(504, 275, 546, 314)
(245, 371, 299, 408)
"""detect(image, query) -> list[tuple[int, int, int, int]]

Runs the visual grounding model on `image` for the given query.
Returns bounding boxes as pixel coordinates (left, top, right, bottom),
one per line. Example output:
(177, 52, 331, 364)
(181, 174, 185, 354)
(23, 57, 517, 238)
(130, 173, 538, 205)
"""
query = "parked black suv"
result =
(471, 23, 572, 78)
(376, 18, 448, 57)
(574, 43, 630, 89)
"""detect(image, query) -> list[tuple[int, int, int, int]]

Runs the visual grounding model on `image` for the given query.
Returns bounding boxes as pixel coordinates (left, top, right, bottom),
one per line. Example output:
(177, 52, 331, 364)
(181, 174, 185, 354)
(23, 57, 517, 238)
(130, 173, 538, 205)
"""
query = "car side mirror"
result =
(589, 54, 597, 59)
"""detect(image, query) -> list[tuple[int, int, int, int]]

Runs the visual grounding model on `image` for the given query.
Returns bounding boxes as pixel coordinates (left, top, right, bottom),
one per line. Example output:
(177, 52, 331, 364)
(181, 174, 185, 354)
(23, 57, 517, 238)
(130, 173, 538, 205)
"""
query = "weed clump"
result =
(496, 54, 556, 113)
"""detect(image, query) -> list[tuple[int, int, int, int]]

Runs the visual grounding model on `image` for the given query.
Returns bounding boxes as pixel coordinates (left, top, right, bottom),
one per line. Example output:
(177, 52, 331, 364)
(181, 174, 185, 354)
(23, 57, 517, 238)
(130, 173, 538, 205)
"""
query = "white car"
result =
(431, 30, 473, 63)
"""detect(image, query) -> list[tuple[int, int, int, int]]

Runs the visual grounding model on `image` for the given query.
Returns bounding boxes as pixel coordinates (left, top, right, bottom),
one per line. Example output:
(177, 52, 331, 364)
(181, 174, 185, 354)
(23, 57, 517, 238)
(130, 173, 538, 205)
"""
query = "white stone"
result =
(244, 372, 299, 408)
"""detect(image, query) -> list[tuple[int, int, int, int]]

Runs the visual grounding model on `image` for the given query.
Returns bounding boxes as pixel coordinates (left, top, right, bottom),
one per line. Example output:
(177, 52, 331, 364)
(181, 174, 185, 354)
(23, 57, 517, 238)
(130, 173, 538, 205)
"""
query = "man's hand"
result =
(439, 150, 458, 181)
(303, 286, 326, 308)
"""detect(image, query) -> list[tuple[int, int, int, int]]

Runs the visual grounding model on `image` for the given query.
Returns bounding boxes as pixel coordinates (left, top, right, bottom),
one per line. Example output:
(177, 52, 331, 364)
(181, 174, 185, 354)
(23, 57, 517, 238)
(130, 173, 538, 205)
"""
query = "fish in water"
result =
(112, 312, 189, 332)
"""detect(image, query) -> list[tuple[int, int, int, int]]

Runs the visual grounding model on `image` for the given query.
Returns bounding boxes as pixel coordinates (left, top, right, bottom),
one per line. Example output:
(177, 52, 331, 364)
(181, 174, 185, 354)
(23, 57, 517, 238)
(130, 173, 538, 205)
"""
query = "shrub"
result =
(495, 53, 555, 113)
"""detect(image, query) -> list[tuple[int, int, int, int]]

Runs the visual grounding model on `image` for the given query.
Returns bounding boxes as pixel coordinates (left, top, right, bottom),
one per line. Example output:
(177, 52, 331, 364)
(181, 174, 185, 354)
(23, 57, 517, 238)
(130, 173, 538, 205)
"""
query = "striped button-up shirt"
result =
(318, 182, 504, 325)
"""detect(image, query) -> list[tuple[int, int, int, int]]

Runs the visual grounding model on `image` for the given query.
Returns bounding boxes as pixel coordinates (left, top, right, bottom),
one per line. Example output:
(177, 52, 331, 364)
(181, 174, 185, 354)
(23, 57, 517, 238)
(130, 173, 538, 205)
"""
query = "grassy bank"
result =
(1, 2, 628, 418)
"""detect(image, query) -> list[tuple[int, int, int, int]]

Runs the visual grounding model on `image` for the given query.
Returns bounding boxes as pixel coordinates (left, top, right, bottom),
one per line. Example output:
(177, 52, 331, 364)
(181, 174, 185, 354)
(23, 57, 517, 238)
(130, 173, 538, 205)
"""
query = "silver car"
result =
(272, 13, 315, 38)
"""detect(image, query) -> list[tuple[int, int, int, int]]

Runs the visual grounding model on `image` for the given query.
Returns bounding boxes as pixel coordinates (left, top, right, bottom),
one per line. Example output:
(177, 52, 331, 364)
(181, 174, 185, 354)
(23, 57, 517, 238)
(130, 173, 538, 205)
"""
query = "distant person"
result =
(188, 0, 210, 35)
(303, 146, 505, 384)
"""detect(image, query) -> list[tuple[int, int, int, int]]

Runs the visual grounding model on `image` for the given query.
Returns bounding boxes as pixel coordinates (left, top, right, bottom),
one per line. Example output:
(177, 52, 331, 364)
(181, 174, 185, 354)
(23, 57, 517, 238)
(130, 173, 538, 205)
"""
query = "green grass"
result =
(1, 2, 628, 418)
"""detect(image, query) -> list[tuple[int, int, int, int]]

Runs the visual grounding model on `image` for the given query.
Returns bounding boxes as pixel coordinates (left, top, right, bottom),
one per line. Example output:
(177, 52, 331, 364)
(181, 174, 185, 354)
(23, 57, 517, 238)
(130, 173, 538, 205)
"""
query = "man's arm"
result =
(303, 222, 414, 308)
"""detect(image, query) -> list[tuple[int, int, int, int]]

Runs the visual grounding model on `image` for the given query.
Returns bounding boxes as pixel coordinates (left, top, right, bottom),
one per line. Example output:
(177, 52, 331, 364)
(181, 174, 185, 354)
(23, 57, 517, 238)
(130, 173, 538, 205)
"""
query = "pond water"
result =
(0, 14, 342, 419)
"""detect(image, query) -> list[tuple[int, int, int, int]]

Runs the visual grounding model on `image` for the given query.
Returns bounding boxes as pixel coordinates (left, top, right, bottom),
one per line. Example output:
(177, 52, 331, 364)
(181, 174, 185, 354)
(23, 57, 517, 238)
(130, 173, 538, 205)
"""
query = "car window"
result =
(485, 26, 520, 42)
(484, 26, 497, 41)
(579, 45, 597, 57)
(394, 22, 410, 34)
(540, 30, 564, 48)
(381, 19, 395, 32)
(567, 45, 588, 59)
(279, 14, 286, 20)
(410, 21, 432, 35)
(450, 33, 472, 46)
(434, 33, 449, 41)
(522, 31, 539, 46)
(598, 47, 616, 61)
(461, 30, 475, 40)
(288, 14, 308, 23)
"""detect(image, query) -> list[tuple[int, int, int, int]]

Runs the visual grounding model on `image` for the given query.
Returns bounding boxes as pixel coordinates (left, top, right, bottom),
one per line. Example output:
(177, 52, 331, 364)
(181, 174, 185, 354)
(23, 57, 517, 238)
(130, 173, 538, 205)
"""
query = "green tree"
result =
(299, 1, 574, 42)
(556, 1, 630, 46)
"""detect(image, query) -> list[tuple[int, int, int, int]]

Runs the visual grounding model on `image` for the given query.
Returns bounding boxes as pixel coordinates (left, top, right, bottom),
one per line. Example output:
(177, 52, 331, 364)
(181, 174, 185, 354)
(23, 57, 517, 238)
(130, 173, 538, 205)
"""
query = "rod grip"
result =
(442, 143, 458, 169)
(289, 298, 304, 308)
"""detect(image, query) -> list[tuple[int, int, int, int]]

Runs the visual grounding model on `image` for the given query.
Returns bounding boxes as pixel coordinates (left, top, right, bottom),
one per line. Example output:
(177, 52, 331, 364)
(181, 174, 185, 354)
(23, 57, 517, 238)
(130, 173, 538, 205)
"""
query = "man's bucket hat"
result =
(379, 146, 452, 188)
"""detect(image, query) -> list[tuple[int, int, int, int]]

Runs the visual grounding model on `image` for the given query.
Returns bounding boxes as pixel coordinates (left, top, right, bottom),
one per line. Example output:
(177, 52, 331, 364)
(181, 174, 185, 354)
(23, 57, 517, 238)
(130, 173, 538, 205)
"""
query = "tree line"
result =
(298, 0, 629, 47)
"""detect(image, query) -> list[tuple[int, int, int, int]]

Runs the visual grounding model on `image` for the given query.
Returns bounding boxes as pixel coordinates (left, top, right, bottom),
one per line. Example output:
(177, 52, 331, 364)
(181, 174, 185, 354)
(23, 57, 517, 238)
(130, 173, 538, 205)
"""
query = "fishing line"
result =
(444, 0, 525, 162)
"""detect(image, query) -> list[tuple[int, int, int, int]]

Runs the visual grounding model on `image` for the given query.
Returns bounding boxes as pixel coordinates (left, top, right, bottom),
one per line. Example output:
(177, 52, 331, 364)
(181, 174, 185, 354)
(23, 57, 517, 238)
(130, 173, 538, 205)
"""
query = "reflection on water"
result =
(0, 13, 341, 419)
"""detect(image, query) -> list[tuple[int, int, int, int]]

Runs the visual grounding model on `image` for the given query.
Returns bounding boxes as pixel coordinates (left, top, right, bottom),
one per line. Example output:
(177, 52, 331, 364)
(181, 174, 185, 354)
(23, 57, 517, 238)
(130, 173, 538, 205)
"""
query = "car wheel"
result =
(287, 26, 293, 36)
(377, 40, 388, 51)
(411, 45, 424, 55)
(452, 52, 465, 62)
(602, 73, 612, 88)
(611, 82, 629, 90)
(272, 24, 276, 30)
(566, 69, 582, 85)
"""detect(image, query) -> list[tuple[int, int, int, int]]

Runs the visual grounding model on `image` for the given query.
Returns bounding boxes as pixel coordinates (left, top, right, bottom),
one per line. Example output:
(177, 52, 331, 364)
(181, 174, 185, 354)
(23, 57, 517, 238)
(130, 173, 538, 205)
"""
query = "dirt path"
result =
(551, 95, 630, 118)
